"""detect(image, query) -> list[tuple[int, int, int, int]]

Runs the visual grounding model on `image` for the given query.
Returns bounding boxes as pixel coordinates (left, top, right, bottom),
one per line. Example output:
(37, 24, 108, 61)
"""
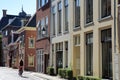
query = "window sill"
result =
(73, 26, 80, 31)
(57, 33, 62, 36)
(63, 31, 69, 34)
(74, 44, 80, 47)
(98, 15, 112, 22)
(85, 22, 94, 27)
(36, 36, 49, 41)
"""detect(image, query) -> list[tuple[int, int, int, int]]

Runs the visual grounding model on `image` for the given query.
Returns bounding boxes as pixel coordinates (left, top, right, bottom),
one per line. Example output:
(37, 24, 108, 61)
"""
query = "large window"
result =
(37, 17, 48, 39)
(64, 0, 69, 32)
(101, 0, 111, 18)
(101, 28, 112, 79)
(52, 6, 56, 36)
(86, 0, 93, 24)
(74, 0, 80, 28)
(36, 49, 44, 72)
(28, 55, 34, 67)
(58, 1, 62, 34)
(86, 33, 93, 76)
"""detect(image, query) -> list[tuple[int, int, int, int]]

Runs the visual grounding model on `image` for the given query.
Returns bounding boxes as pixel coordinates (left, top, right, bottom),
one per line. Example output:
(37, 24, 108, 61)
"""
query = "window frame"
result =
(100, 0, 111, 18)
(64, 0, 69, 32)
(85, 32, 93, 76)
(85, 0, 93, 24)
(74, 0, 80, 29)
(57, 1, 62, 34)
(28, 38, 35, 48)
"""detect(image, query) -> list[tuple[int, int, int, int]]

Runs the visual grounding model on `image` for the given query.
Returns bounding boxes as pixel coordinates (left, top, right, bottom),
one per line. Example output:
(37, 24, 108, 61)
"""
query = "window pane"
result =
(65, 0, 68, 31)
(101, 0, 111, 18)
(101, 29, 112, 79)
(86, 0, 93, 24)
(86, 33, 93, 76)
(75, 0, 80, 27)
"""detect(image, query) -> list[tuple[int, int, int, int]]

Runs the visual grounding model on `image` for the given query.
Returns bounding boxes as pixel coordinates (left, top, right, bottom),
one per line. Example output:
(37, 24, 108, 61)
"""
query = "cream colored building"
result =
(50, 0, 120, 80)
(50, 0, 72, 74)
(71, 0, 120, 80)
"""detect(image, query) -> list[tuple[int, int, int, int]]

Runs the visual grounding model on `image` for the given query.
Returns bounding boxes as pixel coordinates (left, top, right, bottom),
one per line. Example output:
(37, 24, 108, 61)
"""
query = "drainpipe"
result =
(114, 0, 119, 80)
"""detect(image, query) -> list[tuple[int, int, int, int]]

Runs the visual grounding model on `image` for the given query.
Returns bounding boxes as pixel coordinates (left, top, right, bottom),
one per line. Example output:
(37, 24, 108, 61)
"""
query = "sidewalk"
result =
(31, 72, 67, 80)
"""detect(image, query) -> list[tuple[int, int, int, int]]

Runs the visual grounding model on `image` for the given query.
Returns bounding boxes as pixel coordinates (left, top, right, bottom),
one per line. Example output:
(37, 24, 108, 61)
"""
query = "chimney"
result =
(2, 9, 7, 17)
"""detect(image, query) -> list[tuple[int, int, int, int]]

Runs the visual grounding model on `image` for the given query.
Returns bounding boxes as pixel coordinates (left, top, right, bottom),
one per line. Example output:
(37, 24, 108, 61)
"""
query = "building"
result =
(71, 0, 119, 80)
(17, 27, 36, 71)
(36, 0, 50, 73)
(0, 9, 30, 67)
(50, 0, 72, 74)
(50, 0, 120, 80)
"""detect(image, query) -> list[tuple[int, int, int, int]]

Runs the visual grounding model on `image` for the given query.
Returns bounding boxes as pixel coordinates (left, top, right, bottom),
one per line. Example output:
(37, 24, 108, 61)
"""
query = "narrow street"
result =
(0, 67, 47, 80)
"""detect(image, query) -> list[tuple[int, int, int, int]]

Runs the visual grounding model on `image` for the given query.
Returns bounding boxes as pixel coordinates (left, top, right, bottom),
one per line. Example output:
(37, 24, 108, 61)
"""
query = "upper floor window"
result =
(52, 6, 56, 36)
(29, 38, 35, 48)
(101, 0, 111, 18)
(58, 1, 62, 34)
(37, 0, 48, 9)
(74, 0, 80, 28)
(86, 0, 93, 24)
(64, 0, 69, 32)
(119, 0, 120, 4)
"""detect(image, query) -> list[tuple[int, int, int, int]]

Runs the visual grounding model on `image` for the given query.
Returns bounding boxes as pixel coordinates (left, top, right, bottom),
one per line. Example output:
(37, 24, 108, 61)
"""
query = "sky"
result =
(0, 0, 36, 18)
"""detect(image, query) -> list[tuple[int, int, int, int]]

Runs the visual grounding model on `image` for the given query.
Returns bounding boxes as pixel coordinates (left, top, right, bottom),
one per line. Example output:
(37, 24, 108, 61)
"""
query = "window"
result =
(101, 28, 112, 79)
(58, 1, 62, 34)
(37, 21, 41, 39)
(101, 0, 111, 18)
(52, 6, 56, 35)
(86, 0, 93, 24)
(28, 54, 34, 67)
(64, 0, 69, 32)
(74, 35, 80, 46)
(56, 42, 63, 51)
(37, 0, 48, 9)
(119, 0, 120, 4)
(45, 16, 48, 36)
(36, 49, 44, 72)
(74, 0, 80, 28)
(38, 0, 41, 9)
(29, 38, 35, 48)
(86, 33, 93, 76)
(5, 30, 8, 36)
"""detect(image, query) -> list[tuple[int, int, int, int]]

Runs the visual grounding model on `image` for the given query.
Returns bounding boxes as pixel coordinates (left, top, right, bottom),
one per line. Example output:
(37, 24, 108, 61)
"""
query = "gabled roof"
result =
(0, 14, 18, 30)
(1, 17, 22, 31)
(25, 13, 36, 27)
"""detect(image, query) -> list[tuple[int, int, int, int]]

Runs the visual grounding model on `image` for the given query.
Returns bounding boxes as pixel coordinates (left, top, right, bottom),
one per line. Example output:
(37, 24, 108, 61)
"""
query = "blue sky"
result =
(0, 0, 36, 18)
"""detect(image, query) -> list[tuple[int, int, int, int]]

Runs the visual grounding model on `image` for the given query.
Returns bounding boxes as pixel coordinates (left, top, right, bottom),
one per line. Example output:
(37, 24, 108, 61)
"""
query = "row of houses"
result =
(0, 0, 120, 79)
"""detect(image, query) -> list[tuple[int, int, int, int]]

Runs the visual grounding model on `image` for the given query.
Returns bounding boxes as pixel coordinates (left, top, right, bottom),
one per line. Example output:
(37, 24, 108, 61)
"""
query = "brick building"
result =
(36, 0, 50, 73)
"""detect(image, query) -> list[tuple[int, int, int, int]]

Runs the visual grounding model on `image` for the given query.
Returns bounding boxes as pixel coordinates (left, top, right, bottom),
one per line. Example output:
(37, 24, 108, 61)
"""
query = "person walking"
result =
(18, 59, 24, 76)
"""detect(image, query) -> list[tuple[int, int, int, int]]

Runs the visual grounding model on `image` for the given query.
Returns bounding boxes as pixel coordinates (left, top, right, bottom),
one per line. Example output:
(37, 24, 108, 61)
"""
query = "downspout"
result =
(114, 0, 119, 80)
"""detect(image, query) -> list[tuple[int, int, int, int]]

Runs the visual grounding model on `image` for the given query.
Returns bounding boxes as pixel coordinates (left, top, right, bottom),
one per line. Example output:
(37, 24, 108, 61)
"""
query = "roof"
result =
(1, 17, 22, 31)
(25, 13, 36, 27)
(0, 15, 18, 30)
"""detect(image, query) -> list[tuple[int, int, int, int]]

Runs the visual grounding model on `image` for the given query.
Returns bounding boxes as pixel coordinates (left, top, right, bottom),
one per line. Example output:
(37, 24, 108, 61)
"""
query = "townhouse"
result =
(36, 0, 50, 73)
(50, 0, 120, 80)
(50, 0, 72, 74)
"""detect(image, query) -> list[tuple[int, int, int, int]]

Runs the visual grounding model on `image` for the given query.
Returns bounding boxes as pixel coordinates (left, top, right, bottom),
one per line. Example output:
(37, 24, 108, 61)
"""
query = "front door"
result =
(56, 51, 63, 74)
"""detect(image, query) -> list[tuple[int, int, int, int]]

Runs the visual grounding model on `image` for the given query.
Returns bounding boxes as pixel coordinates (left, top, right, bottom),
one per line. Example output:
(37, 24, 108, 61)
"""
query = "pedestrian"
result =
(18, 59, 23, 76)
